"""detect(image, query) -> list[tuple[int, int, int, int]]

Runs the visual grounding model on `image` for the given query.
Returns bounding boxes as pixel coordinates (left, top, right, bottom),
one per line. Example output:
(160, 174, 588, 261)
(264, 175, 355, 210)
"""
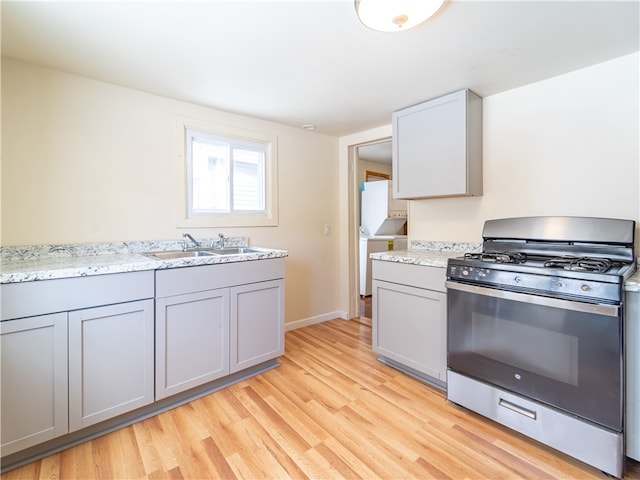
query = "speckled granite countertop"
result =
(372, 241, 640, 292)
(0, 238, 288, 284)
(370, 241, 481, 268)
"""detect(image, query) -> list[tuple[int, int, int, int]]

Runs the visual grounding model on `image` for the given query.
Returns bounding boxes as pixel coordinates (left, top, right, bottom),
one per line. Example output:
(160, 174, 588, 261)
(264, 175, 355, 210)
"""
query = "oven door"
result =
(446, 281, 622, 431)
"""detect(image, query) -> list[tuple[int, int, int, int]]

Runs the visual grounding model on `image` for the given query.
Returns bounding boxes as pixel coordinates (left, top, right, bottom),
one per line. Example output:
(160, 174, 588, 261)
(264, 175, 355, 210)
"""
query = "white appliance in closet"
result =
(359, 180, 407, 296)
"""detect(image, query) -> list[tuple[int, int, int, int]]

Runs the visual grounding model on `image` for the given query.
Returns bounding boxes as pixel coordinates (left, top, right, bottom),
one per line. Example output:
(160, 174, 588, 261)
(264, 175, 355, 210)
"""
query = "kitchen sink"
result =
(211, 247, 261, 255)
(145, 247, 261, 260)
(145, 250, 217, 260)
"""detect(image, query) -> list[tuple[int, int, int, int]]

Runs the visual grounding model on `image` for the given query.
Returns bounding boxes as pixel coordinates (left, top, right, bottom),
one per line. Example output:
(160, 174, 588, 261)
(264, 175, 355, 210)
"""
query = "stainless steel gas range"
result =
(445, 216, 636, 478)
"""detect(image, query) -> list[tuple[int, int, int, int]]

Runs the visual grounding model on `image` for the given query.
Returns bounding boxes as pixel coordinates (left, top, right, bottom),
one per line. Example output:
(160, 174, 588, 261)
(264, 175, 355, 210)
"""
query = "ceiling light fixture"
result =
(302, 124, 316, 130)
(355, 0, 445, 32)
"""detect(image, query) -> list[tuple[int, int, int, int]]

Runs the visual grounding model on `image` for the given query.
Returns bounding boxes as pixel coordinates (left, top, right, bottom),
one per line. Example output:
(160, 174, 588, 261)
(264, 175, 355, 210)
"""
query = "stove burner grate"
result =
(464, 252, 527, 264)
(543, 256, 613, 273)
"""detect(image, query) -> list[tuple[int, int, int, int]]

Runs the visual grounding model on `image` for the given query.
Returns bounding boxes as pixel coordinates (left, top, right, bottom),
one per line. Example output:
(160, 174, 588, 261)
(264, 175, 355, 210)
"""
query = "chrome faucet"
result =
(182, 233, 201, 250)
(216, 233, 225, 249)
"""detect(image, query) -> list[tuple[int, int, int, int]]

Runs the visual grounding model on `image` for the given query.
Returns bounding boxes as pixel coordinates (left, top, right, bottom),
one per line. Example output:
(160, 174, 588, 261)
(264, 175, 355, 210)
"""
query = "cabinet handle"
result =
(499, 398, 537, 420)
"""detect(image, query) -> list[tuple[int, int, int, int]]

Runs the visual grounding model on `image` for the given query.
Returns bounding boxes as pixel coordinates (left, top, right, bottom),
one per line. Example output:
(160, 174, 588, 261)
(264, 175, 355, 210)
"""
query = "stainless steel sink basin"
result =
(211, 247, 261, 255)
(146, 250, 217, 260)
(145, 247, 262, 260)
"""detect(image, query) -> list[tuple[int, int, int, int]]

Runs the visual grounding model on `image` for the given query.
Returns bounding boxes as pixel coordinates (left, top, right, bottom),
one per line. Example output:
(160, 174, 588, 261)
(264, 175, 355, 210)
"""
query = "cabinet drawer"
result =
(372, 260, 445, 292)
(448, 370, 622, 476)
(1, 271, 154, 321)
(156, 258, 285, 298)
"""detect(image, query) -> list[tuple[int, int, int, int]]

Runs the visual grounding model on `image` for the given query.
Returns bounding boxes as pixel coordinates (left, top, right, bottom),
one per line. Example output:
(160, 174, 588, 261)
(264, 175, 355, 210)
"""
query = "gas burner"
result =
(464, 252, 527, 264)
(543, 256, 613, 273)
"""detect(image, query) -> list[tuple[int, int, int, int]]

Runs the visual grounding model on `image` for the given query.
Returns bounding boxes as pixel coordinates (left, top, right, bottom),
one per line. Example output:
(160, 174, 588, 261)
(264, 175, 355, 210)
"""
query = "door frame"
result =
(341, 128, 392, 319)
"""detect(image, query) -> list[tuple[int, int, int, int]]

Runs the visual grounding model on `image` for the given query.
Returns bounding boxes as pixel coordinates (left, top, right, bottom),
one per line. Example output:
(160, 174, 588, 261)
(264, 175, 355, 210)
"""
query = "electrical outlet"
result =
(323, 224, 331, 236)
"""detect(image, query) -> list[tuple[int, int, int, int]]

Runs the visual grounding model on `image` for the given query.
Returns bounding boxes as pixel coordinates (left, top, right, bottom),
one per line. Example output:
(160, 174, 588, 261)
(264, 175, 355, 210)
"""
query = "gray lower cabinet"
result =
(0, 271, 154, 458)
(68, 299, 155, 432)
(230, 279, 284, 373)
(627, 290, 640, 461)
(155, 258, 285, 399)
(372, 260, 447, 387)
(155, 288, 230, 399)
(1, 260, 285, 462)
(1, 313, 68, 456)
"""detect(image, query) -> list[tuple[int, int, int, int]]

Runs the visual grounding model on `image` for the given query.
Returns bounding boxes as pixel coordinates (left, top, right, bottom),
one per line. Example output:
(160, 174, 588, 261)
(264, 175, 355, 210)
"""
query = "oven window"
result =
(447, 287, 622, 430)
(471, 313, 578, 385)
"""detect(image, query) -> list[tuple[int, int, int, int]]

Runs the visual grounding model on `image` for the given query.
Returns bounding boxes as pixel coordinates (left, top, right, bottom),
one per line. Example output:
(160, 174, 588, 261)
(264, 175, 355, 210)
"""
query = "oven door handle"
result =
(445, 281, 620, 317)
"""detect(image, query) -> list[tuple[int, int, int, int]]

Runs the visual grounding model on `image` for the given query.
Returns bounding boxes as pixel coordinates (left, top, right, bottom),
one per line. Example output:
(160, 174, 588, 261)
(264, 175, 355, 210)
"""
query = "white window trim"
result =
(175, 117, 279, 228)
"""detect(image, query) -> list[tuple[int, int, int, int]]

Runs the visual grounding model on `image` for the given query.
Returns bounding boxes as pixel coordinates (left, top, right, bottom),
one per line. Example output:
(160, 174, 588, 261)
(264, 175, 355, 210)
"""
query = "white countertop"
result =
(1, 239, 287, 284)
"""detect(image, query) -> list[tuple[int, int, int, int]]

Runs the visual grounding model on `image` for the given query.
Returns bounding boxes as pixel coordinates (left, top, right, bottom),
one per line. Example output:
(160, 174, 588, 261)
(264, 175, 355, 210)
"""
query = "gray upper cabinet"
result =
(392, 89, 482, 199)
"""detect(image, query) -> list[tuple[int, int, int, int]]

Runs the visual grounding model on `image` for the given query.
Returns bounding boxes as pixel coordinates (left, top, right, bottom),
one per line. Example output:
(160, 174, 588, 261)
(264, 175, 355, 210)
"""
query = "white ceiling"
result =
(2, 1, 639, 137)
(358, 140, 393, 164)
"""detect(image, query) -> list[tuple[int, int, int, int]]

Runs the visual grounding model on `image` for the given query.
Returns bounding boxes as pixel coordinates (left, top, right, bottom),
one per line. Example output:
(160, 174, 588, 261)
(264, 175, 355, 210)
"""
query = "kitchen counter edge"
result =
(370, 241, 480, 269)
(1, 245, 288, 284)
(372, 245, 640, 293)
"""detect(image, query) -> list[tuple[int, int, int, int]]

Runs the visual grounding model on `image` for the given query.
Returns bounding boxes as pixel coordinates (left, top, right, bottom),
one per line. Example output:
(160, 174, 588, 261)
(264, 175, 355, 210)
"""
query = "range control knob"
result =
(514, 276, 521, 283)
(462, 270, 469, 276)
(581, 284, 591, 292)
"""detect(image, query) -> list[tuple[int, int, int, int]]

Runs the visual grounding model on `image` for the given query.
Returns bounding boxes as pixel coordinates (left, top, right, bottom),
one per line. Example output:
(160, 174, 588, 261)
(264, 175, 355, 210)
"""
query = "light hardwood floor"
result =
(3, 318, 639, 479)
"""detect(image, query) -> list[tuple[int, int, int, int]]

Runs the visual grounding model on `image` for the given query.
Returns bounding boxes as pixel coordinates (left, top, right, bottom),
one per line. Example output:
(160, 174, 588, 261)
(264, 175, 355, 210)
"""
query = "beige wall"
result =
(338, 53, 639, 316)
(1, 58, 341, 327)
(4, 52, 638, 325)
(409, 53, 639, 244)
(357, 158, 392, 186)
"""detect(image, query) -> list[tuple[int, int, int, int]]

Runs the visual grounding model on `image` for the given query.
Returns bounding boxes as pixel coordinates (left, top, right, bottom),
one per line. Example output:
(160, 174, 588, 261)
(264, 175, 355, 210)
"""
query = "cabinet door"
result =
(627, 291, 640, 461)
(156, 289, 229, 399)
(372, 279, 447, 381)
(68, 300, 154, 432)
(1, 313, 68, 455)
(392, 89, 481, 199)
(230, 280, 284, 373)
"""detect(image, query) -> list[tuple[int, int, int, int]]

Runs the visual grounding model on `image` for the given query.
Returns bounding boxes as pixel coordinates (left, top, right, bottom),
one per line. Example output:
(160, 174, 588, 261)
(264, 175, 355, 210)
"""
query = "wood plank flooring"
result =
(3, 318, 640, 479)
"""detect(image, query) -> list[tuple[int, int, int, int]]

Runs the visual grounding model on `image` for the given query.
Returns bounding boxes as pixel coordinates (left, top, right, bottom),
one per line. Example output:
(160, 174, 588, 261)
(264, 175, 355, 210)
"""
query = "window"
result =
(177, 118, 278, 228)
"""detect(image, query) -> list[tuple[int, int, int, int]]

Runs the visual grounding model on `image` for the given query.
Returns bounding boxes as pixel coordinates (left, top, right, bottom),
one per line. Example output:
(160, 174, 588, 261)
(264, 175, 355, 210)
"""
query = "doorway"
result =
(353, 139, 393, 319)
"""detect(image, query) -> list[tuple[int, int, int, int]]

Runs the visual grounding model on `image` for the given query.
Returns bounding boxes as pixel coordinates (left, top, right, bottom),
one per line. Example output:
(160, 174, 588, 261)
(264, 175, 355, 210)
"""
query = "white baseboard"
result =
(285, 311, 348, 331)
